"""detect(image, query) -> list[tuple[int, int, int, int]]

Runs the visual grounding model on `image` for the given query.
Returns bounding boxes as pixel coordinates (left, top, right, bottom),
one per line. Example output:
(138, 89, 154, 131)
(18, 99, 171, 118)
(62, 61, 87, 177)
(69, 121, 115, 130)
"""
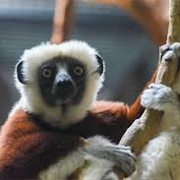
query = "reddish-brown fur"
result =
(0, 109, 81, 179)
(0, 72, 156, 179)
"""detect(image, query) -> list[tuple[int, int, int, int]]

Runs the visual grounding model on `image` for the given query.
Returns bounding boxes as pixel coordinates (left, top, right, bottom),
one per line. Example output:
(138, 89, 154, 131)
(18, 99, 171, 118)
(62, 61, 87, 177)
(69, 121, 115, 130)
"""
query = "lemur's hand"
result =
(82, 136, 136, 177)
(141, 83, 179, 111)
(105, 145, 136, 177)
(160, 42, 180, 62)
(142, 42, 180, 111)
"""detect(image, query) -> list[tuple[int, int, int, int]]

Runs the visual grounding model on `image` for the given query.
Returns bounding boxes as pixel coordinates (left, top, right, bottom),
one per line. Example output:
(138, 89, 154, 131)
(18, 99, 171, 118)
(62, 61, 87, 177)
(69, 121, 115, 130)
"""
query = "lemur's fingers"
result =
(82, 143, 136, 177)
(106, 145, 136, 177)
(160, 42, 180, 62)
(141, 83, 179, 111)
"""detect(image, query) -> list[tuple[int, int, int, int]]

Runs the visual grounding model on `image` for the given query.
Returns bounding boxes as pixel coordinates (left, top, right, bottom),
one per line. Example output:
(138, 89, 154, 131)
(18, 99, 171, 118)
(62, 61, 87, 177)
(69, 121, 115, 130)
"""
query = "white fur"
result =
(14, 40, 104, 127)
(129, 103, 180, 180)
(38, 149, 84, 180)
(131, 129, 180, 180)
(38, 136, 117, 180)
(128, 44, 180, 180)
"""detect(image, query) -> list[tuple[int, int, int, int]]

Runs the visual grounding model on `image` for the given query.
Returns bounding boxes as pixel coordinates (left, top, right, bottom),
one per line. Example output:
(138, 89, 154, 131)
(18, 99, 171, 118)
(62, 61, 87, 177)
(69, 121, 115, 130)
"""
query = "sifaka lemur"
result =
(0, 40, 139, 180)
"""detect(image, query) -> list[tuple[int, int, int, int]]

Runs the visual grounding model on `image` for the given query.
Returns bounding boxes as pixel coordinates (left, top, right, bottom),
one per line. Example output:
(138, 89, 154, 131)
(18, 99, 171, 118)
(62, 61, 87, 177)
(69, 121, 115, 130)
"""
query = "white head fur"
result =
(14, 40, 105, 127)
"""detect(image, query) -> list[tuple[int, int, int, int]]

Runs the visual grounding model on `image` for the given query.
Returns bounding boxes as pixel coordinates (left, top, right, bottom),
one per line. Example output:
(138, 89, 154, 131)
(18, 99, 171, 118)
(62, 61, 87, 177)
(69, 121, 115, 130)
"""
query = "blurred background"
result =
(0, 0, 169, 124)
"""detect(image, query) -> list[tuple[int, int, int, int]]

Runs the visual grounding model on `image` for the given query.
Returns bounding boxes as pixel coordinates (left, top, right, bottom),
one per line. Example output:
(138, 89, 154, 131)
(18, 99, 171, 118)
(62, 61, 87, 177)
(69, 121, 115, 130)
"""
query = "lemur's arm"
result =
(0, 109, 81, 179)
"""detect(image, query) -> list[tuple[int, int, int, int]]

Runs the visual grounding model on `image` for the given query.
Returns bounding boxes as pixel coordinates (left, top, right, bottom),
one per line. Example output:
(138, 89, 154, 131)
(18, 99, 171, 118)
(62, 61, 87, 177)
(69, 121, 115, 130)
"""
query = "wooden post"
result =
(119, 0, 180, 155)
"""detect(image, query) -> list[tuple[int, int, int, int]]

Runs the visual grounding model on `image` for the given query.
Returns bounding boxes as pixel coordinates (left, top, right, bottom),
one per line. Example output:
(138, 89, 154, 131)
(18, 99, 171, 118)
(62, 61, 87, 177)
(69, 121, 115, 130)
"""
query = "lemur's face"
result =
(17, 54, 103, 107)
(15, 41, 104, 124)
(38, 57, 87, 106)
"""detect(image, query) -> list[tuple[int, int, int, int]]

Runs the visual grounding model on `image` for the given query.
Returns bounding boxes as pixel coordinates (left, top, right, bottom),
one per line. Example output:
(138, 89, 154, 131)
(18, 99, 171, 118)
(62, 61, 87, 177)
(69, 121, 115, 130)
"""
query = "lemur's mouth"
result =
(56, 97, 73, 106)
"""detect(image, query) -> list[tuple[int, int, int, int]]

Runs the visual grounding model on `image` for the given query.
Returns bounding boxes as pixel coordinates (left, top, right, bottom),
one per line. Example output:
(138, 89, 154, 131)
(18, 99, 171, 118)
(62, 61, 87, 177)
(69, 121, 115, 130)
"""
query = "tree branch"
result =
(119, 0, 180, 155)
(51, 0, 74, 44)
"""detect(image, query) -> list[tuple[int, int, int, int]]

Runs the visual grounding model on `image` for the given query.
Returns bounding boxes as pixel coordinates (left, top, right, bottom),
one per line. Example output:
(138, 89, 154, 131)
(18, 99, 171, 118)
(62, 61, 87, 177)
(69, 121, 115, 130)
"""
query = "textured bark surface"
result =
(119, 0, 180, 155)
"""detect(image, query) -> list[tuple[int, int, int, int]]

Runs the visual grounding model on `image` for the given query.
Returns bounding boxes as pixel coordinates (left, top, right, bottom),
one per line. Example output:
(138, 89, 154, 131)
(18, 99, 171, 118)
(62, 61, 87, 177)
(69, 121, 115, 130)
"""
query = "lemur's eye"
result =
(73, 66, 84, 76)
(42, 68, 52, 78)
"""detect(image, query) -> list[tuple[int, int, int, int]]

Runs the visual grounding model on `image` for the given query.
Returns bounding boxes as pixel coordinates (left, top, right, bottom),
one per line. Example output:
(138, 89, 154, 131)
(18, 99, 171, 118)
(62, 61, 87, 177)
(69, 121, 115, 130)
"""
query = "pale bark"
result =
(119, 0, 180, 155)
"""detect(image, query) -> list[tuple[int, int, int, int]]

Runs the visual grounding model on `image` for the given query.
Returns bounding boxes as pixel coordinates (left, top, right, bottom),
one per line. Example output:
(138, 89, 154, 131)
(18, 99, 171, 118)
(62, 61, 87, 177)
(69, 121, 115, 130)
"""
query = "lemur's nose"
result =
(57, 74, 74, 91)
(53, 73, 77, 98)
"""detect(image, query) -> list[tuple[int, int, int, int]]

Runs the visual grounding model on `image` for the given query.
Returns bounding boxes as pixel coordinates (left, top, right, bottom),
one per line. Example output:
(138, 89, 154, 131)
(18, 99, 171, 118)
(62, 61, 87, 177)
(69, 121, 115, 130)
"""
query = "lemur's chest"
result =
(38, 150, 115, 180)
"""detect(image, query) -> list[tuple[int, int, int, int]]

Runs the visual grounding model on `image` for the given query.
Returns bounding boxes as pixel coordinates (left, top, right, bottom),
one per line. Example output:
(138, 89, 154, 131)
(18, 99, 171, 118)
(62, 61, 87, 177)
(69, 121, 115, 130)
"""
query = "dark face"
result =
(38, 57, 87, 107)
(16, 54, 104, 107)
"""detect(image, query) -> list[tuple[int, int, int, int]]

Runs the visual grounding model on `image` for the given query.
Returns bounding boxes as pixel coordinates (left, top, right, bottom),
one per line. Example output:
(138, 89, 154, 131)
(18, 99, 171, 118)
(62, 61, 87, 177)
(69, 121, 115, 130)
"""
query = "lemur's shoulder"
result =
(0, 108, 80, 179)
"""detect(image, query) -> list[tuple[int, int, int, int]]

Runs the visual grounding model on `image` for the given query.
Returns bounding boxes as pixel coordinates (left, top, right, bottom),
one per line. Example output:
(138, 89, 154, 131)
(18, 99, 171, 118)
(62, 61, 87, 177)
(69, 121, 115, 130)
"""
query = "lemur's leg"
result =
(129, 43, 180, 180)
(141, 42, 180, 113)
(81, 136, 136, 177)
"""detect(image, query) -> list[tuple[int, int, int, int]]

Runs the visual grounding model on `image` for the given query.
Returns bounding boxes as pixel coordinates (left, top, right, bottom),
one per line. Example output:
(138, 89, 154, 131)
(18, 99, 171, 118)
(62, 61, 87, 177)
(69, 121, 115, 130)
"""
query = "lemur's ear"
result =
(16, 61, 26, 84)
(96, 54, 104, 75)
